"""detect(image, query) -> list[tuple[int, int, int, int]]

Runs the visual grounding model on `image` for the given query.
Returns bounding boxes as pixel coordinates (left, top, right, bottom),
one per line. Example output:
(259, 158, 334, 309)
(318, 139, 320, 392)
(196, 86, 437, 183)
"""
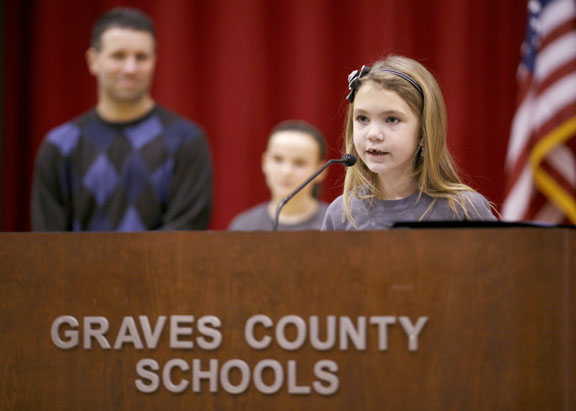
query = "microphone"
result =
(273, 154, 357, 231)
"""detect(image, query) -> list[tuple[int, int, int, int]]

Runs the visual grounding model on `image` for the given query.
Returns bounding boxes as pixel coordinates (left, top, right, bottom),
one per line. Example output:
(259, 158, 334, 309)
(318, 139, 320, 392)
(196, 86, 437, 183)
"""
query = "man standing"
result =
(31, 7, 213, 231)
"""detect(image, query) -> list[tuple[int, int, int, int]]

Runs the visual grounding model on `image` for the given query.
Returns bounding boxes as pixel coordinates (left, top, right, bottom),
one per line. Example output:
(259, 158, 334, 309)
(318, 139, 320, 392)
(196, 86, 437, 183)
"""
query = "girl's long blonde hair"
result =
(343, 55, 482, 225)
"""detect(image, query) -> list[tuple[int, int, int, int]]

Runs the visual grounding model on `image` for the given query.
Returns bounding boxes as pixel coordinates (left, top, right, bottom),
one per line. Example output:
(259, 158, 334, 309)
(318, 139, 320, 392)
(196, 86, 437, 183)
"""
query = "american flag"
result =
(502, 0, 576, 224)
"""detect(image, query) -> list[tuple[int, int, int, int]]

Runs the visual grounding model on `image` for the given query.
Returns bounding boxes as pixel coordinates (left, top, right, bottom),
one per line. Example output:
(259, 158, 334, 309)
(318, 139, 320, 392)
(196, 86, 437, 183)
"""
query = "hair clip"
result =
(346, 65, 370, 102)
(346, 64, 424, 103)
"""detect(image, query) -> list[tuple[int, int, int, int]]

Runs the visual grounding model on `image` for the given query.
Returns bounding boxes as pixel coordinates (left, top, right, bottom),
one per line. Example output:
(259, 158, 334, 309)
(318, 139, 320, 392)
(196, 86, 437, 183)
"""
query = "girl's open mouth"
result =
(367, 148, 387, 156)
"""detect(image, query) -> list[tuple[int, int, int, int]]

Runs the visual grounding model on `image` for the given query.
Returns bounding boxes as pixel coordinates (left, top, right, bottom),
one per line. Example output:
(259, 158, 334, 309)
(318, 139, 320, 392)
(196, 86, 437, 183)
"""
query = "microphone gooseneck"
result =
(272, 154, 358, 231)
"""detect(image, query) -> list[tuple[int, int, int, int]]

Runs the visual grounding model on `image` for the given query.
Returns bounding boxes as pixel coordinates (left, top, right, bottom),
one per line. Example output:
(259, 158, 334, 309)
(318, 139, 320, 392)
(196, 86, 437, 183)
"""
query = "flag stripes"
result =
(502, 0, 576, 224)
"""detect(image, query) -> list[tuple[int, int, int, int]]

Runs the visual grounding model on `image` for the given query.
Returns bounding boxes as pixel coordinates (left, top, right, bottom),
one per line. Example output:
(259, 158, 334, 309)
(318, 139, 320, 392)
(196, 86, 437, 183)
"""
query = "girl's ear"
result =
(418, 128, 425, 156)
(315, 160, 328, 183)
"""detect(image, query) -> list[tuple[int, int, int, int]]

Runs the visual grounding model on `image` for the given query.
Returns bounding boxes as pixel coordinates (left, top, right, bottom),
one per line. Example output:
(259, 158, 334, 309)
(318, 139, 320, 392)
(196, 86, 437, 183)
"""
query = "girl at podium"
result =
(228, 121, 329, 231)
(322, 55, 497, 230)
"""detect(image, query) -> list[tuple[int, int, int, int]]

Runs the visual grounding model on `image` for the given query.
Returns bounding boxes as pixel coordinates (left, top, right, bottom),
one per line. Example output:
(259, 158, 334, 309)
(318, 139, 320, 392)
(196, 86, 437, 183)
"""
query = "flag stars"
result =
(528, 0, 541, 14)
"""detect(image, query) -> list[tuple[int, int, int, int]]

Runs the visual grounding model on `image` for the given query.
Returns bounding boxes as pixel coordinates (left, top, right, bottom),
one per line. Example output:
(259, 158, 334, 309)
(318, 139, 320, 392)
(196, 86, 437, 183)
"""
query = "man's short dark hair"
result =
(91, 7, 156, 50)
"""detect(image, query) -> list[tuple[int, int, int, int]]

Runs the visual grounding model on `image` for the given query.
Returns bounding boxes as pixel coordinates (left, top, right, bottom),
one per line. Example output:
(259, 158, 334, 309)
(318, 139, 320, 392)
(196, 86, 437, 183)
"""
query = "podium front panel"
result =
(0, 229, 574, 410)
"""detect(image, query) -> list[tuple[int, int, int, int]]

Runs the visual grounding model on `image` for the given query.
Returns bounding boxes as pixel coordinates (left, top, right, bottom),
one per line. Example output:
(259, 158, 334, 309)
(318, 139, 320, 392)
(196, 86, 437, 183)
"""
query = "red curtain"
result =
(2, 0, 526, 231)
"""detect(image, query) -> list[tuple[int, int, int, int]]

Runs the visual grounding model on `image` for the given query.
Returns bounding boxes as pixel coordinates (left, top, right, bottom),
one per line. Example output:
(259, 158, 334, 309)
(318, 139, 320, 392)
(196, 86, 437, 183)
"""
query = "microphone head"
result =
(342, 154, 357, 167)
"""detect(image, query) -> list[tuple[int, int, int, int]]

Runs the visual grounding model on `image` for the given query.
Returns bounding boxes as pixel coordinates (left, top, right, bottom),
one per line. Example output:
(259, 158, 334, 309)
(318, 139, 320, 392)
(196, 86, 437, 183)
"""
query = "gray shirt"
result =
(229, 202, 329, 231)
(322, 191, 496, 230)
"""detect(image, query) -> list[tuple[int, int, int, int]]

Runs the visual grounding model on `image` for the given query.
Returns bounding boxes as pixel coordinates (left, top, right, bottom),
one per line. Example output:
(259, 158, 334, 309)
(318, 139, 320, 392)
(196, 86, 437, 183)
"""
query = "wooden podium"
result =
(1, 228, 574, 410)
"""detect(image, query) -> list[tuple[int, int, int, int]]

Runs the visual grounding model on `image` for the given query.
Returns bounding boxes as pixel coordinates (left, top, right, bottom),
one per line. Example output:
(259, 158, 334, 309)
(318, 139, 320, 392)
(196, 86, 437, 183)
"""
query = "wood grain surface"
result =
(0, 229, 574, 410)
